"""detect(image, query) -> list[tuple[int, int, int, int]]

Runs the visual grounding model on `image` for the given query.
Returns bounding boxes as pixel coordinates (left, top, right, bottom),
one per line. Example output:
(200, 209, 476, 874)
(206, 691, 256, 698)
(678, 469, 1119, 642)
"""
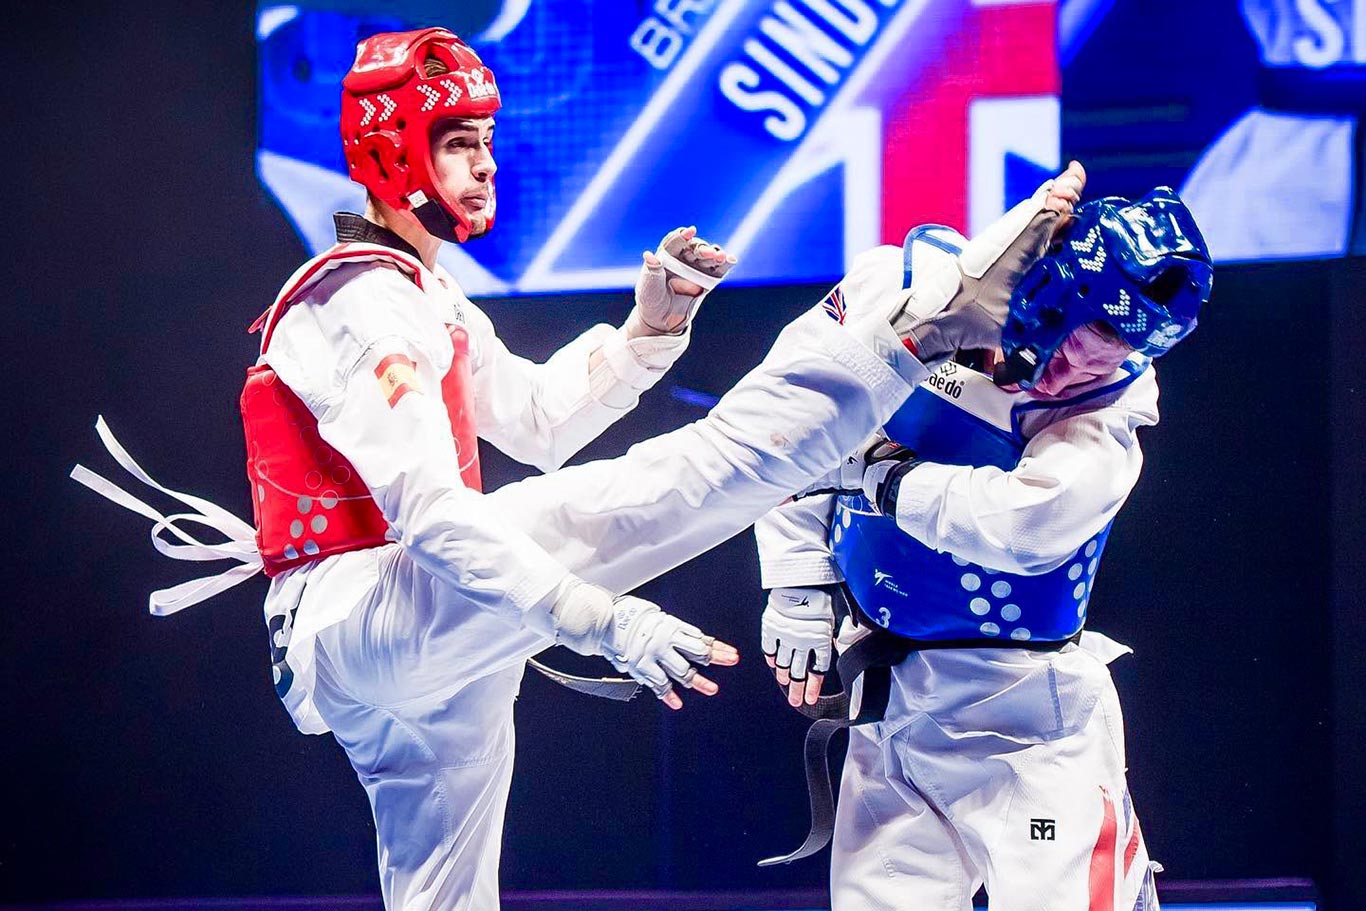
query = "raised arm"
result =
(482, 168, 1082, 594)
(870, 371, 1160, 575)
(471, 227, 734, 471)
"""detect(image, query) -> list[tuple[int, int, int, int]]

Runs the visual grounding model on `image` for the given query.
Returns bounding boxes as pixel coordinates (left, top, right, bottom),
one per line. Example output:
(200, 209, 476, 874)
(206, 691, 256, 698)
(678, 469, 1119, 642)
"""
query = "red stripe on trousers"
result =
(1088, 788, 1118, 911)
(1123, 817, 1143, 878)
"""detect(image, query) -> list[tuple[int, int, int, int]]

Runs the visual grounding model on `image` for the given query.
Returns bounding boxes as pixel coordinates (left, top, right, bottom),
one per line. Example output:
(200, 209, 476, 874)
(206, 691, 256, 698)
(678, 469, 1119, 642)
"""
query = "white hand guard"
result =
(762, 587, 836, 681)
(888, 180, 1063, 364)
(547, 579, 714, 700)
(601, 596, 716, 698)
(628, 227, 736, 336)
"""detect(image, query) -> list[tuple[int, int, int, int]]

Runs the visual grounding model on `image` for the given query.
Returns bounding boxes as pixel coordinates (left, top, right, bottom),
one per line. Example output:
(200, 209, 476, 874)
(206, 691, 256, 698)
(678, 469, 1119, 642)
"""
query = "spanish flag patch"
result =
(375, 354, 420, 407)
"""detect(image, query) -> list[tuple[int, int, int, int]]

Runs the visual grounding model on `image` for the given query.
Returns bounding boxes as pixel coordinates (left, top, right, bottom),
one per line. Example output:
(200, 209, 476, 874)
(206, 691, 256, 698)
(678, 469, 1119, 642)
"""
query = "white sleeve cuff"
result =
(595, 317, 691, 407)
(760, 554, 844, 590)
(620, 309, 693, 371)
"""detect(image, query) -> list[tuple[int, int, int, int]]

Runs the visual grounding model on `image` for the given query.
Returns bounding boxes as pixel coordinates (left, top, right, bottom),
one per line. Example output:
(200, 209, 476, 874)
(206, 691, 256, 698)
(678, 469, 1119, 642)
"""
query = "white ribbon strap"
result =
(70, 416, 263, 616)
(655, 246, 723, 292)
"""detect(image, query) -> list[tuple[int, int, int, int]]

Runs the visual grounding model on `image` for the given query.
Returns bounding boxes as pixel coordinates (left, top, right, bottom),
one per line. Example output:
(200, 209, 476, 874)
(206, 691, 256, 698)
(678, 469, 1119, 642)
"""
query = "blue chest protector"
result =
(831, 358, 1146, 645)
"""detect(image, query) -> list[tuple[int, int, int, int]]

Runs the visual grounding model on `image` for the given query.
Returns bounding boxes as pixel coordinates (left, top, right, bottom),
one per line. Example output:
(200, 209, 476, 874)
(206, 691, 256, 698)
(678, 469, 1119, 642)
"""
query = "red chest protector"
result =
(241, 244, 482, 577)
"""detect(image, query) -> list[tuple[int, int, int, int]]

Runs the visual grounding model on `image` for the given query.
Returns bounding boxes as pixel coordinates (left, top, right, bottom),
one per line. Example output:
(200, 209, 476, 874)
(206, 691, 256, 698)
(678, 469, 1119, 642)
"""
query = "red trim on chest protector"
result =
(249, 247, 428, 350)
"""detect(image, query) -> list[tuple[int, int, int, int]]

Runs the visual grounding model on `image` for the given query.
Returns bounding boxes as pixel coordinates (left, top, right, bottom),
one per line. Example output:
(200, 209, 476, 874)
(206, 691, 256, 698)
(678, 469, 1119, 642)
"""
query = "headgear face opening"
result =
(993, 187, 1214, 390)
(339, 28, 502, 244)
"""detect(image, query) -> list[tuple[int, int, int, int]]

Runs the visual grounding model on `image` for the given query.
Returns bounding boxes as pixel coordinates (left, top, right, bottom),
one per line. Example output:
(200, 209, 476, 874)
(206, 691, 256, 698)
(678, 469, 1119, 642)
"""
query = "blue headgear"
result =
(993, 187, 1214, 390)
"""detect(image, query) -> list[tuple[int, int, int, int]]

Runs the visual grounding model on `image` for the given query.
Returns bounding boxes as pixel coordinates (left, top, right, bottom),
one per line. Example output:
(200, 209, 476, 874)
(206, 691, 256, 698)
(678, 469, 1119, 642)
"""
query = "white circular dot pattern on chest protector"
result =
(1085, 540, 1098, 558)
(1089, 558, 1099, 576)
(290, 519, 304, 538)
(952, 554, 969, 567)
(991, 580, 1012, 598)
(980, 622, 1000, 636)
(1010, 628, 1032, 641)
(961, 573, 982, 592)
(1068, 563, 1083, 581)
(970, 597, 991, 616)
(1001, 603, 1022, 622)
(1073, 582, 1086, 600)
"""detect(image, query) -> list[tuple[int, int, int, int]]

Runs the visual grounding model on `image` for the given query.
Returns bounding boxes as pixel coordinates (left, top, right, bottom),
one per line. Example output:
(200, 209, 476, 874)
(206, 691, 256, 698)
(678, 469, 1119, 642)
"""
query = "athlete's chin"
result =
(1030, 367, 1107, 400)
(1028, 364, 1076, 399)
(465, 213, 493, 239)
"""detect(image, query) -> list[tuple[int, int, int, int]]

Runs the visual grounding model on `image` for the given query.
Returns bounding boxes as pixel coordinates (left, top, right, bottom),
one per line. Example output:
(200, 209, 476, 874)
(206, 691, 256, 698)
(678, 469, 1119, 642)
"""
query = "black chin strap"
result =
(993, 346, 1041, 387)
(411, 198, 465, 244)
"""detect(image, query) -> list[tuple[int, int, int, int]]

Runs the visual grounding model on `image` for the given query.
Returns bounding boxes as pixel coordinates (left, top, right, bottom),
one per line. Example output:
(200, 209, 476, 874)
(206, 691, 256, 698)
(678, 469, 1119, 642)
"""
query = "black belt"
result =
(758, 620, 911, 866)
(760, 588, 1080, 867)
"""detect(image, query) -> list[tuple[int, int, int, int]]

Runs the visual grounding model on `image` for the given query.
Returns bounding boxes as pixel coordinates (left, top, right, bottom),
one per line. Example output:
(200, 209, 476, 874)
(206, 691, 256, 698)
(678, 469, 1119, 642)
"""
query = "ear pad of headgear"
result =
(350, 131, 408, 202)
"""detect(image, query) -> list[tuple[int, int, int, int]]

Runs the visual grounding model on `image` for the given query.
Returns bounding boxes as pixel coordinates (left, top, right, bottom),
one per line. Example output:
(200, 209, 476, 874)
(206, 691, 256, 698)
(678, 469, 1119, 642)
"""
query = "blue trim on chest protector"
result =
(832, 362, 1145, 644)
(902, 223, 962, 287)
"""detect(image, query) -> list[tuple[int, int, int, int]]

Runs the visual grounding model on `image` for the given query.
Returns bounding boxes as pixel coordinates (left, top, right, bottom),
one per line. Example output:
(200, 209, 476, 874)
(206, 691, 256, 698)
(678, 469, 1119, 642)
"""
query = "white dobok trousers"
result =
(832, 635, 1159, 911)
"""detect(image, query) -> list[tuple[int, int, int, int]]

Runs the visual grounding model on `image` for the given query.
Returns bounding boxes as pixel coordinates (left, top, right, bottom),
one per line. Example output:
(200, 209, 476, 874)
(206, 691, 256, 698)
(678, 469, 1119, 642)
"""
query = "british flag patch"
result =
(821, 285, 847, 324)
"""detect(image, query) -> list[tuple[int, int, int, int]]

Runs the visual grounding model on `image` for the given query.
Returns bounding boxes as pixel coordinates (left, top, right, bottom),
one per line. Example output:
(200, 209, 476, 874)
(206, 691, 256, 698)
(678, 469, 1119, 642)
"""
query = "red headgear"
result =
(340, 28, 502, 243)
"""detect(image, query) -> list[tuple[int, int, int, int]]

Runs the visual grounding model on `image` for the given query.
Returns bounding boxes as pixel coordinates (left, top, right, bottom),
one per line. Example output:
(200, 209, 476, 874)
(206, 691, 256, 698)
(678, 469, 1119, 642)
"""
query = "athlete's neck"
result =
(365, 197, 442, 271)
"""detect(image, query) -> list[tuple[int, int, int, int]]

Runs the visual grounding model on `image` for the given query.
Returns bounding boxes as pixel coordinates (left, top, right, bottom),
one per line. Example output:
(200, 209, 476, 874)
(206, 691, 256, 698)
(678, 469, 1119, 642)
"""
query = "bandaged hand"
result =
(763, 587, 836, 707)
(628, 226, 738, 337)
(548, 578, 739, 710)
(892, 161, 1087, 364)
(1044, 160, 1085, 221)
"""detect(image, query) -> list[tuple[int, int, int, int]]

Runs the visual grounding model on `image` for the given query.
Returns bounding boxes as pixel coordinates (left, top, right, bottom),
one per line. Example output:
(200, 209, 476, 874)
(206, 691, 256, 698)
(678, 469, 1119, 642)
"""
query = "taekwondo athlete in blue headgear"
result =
(754, 183, 1212, 910)
(992, 187, 1214, 391)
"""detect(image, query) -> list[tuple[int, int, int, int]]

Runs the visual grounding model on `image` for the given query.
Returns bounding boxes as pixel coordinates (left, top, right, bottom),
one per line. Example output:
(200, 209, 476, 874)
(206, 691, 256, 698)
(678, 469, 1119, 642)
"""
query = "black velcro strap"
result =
(877, 456, 924, 517)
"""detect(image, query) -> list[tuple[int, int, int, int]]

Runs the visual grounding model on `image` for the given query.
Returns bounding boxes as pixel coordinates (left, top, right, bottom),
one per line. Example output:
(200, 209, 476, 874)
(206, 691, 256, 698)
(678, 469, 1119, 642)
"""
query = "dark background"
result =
(4, 0, 1363, 908)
